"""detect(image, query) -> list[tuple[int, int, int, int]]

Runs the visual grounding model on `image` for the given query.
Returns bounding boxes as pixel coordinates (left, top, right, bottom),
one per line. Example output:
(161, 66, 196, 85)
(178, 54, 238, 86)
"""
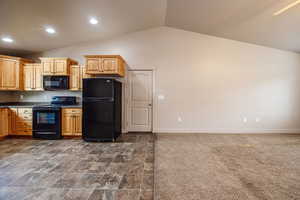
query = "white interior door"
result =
(128, 70, 153, 132)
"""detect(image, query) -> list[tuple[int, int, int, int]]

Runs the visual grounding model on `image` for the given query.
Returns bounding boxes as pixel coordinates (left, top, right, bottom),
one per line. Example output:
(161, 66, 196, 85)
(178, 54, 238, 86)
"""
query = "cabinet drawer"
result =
(16, 130, 32, 135)
(16, 123, 32, 130)
(18, 108, 32, 113)
(63, 108, 82, 114)
(18, 115, 32, 121)
(16, 120, 32, 126)
(18, 108, 32, 115)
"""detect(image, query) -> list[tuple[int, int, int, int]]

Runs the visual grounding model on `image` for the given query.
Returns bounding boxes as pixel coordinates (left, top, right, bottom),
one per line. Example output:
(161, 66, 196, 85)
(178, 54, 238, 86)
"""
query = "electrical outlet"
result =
(158, 95, 165, 100)
(178, 117, 182, 122)
(256, 117, 261, 122)
(243, 117, 247, 123)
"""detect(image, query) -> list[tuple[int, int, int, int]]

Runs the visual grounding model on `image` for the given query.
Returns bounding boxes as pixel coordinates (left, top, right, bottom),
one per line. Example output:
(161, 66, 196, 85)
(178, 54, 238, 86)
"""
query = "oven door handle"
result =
(32, 129, 58, 132)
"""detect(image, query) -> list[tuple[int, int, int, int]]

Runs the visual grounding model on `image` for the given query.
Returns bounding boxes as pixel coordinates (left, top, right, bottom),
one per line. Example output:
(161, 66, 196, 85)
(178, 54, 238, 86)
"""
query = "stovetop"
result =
(33, 96, 81, 108)
(33, 104, 82, 108)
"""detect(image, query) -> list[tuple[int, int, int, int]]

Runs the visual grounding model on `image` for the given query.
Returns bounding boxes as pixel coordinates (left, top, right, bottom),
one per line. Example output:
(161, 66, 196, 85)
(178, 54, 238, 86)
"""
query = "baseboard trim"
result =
(155, 129, 300, 134)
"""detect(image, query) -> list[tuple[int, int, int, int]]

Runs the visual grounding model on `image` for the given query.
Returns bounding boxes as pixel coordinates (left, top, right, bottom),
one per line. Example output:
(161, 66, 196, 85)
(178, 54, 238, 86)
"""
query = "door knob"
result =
(148, 104, 152, 106)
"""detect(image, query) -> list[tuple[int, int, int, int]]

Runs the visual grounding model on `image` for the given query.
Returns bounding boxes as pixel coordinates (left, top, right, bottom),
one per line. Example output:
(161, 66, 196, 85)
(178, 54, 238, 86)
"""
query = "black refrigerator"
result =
(82, 78, 122, 142)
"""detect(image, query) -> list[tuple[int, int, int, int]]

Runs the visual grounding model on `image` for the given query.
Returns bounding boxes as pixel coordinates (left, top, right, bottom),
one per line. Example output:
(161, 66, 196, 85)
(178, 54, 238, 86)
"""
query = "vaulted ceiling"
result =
(1, 0, 300, 56)
(166, 0, 300, 53)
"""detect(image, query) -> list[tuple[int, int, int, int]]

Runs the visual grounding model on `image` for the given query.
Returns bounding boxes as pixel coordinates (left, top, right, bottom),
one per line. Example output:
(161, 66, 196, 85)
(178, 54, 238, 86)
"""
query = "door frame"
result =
(125, 67, 156, 133)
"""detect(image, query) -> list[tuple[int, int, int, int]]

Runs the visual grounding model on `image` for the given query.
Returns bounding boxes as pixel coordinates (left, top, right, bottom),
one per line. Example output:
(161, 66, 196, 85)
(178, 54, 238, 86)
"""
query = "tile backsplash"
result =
(0, 92, 16, 102)
(2, 91, 82, 103)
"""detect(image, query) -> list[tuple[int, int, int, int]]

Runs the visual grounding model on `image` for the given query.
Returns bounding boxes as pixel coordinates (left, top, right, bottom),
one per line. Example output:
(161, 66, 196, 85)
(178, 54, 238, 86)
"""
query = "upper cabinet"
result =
(24, 63, 43, 91)
(70, 65, 82, 91)
(70, 65, 94, 91)
(40, 57, 78, 76)
(84, 55, 125, 77)
(0, 55, 32, 91)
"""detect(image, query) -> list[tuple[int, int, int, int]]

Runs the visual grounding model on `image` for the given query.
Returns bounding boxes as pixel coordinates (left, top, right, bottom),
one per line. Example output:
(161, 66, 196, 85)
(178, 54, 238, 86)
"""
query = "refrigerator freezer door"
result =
(83, 78, 114, 98)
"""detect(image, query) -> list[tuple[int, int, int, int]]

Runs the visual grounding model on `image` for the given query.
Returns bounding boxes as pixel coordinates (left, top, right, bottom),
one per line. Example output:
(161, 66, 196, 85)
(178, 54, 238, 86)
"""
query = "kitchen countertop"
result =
(0, 102, 82, 108)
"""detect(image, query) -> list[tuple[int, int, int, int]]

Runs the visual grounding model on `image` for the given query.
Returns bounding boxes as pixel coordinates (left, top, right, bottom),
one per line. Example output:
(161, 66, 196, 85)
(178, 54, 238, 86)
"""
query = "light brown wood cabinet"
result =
(85, 55, 125, 77)
(70, 65, 82, 91)
(40, 57, 78, 76)
(70, 65, 94, 91)
(24, 63, 43, 91)
(62, 108, 82, 136)
(0, 55, 32, 91)
(0, 108, 10, 137)
(11, 108, 32, 136)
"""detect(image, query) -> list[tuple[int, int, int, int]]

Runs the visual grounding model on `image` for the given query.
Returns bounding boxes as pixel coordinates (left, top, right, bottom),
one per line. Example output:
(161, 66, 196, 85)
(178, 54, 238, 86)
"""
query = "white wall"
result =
(30, 26, 300, 133)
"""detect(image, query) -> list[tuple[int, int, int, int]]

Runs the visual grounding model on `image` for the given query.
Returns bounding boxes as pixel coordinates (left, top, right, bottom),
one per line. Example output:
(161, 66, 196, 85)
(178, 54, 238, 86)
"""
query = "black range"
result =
(32, 96, 78, 140)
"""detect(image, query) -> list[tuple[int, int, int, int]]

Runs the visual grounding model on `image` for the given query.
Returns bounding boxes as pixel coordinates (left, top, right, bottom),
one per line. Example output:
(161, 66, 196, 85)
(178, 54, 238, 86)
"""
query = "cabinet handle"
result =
(75, 116, 77, 133)
(33, 68, 36, 89)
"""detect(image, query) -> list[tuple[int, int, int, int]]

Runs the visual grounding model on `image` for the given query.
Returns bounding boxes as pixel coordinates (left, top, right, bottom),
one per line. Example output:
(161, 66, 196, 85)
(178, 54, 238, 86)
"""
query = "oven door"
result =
(43, 76, 69, 90)
(33, 107, 62, 139)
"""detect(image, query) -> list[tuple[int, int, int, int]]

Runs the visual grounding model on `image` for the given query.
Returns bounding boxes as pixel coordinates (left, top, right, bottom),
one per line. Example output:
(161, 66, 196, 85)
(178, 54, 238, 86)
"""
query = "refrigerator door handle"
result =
(83, 97, 114, 102)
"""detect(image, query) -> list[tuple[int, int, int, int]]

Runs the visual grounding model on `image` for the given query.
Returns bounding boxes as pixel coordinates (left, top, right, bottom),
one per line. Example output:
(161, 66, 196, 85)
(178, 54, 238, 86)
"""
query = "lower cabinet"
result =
(0, 108, 10, 137)
(10, 108, 32, 136)
(62, 108, 82, 136)
(2, 107, 82, 137)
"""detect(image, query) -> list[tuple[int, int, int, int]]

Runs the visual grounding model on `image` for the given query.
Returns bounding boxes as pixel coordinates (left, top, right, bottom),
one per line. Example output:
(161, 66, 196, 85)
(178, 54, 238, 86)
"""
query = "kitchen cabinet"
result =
(62, 108, 82, 136)
(0, 108, 10, 137)
(40, 57, 78, 76)
(11, 108, 32, 136)
(0, 55, 32, 91)
(81, 65, 93, 79)
(24, 63, 43, 91)
(70, 65, 81, 91)
(84, 55, 125, 77)
(70, 65, 94, 91)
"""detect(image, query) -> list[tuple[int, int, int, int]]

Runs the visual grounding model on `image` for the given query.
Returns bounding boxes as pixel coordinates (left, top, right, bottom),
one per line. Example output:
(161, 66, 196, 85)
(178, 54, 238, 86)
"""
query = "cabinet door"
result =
(0, 109, 3, 136)
(24, 65, 34, 90)
(54, 59, 68, 75)
(70, 65, 81, 90)
(86, 58, 101, 73)
(2, 59, 18, 90)
(74, 114, 82, 136)
(0, 59, 3, 88)
(34, 64, 43, 90)
(0, 109, 9, 136)
(42, 60, 54, 75)
(10, 108, 17, 134)
(62, 114, 74, 136)
(7, 109, 12, 135)
(81, 66, 91, 90)
(102, 58, 118, 73)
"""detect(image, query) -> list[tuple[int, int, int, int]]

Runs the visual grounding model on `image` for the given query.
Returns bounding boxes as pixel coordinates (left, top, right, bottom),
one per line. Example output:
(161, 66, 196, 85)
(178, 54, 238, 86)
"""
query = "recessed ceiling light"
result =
(45, 27, 56, 34)
(89, 17, 98, 25)
(274, 0, 300, 16)
(2, 37, 14, 43)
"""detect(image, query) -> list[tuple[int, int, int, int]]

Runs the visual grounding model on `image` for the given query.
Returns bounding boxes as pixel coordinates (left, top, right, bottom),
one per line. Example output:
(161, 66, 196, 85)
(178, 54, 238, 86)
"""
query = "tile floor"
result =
(0, 133, 154, 200)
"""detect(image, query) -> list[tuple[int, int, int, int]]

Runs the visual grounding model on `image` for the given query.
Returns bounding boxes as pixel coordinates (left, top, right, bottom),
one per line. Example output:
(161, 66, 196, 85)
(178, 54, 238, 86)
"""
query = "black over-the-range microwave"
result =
(43, 76, 69, 90)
